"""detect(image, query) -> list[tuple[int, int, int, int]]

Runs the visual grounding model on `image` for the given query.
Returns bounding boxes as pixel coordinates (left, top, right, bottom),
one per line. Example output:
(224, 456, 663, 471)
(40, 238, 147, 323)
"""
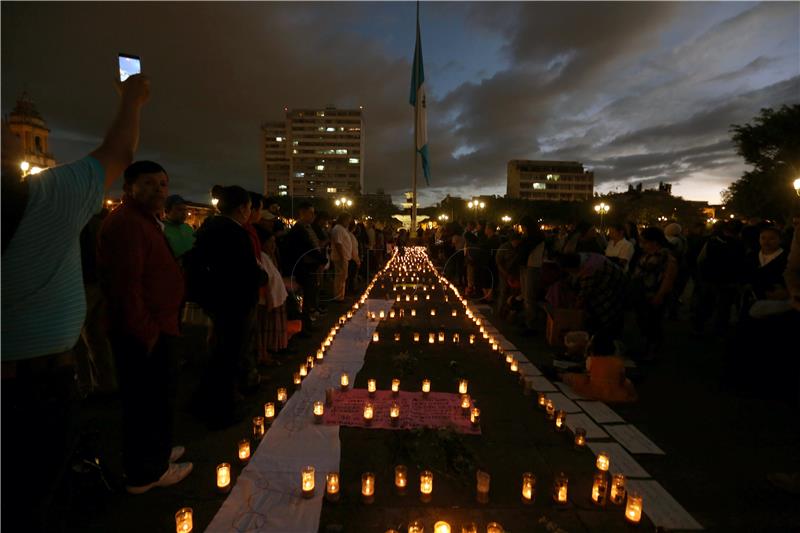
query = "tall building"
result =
(507, 160, 593, 201)
(7, 92, 56, 173)
(262, 106, 364, 198)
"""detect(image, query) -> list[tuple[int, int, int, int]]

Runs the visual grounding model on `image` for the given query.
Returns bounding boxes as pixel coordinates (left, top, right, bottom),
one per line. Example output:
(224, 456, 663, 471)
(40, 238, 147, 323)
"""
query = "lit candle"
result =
(610, 474, 626, 505)
(451, 309, 457, 317)
(379, 310, 386, 319)
(422, 379, 431, 396)
(324, 471, 340, 501)
(555, 410, 566, 431)
(394, 332, 401, 342)
(340, 372, 350, 392)
(400, 309, 405, 317)
(428, 332, 435, 344)
(486, 523, 503, 533)
(433, 522, 450, 533)
(537, 392, 547, 409)
(252, 416, 265, 440)
(396, 295, 401, 302)
(461, 523, 478, 533)
(453, 333, 460, 343)
(316, 349, 324, 363)
(307, 356, 315, 369)
(408, 520, 424, 533)
(391, 378, 400, 396)
(361, 472, 375, 504)
(175, 507, 193, 533)
(475, 319, 482, 327)
(238, 439, 251, 463)
(545, 399, 555, 419)
(510, 360, 519, 373)
(406, 295, 411, 302)
(470, 407, 480, 427)
(420, 470, 433, 502)
(482, 332, 489, 340)
(492, 342, 499, 352)
(347, 311, 353, 318)
(469, 334, 475, 344)
(390, 403, 400, 426)
(592, 472, 608, 506)
(413, 295, 418, 301)
(301, 466, 315, 499)
(625, 491, 643, 524)
(521, 472, 535, 504)
(277, 388, 288, 404)
(460, 394, 471, 415)
(413, 332, 420, 342)
(459, 379, 468, 395)
(390, 309, 396, 318)
(368, 378, 377, 397)
(313, 401, 324, 424)
(476, 470, 490, 504)
(216, 463, 231, 493)
(363, 402, 374, 424)
(430, 309, 436, 317)
(293, 372, 302, 389)
(574, 427, 587, 448)
(394, 465, 407, 494)
(373, 332, 380, 342)
(553, 472, 568, 504)
(438, 331, 445, 343)
(596, 451, 610, 472)
(260, 404, 274, 427)
(299, 363, 308, 377)
(425, 294, 430, 301)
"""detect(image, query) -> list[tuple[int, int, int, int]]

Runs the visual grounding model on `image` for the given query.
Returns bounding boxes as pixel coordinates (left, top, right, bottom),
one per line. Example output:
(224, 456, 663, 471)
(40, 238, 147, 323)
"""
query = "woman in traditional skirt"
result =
(255, 226, 288, 360)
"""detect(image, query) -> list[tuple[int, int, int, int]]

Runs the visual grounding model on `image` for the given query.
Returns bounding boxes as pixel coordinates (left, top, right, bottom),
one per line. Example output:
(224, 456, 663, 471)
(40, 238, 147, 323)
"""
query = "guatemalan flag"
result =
(410, 9, 431, 186)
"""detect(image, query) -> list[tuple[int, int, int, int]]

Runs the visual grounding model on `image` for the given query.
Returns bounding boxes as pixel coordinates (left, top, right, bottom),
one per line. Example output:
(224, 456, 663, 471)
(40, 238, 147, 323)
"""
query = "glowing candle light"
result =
(545, 399, 555, 419)
(413, 295, 418, 301)
(264, 402, 275, 422)
(390, 309, 396, 318)
(521, 472, 535, 504)
(411, 309, 417, 317)
(361, 472, 375, 504)
(476, 470, 490, 504)
(458, 379, 468, 395)
(238, 439, 251, 463)
(175, 507, 193, 533)
(216, 463, 231, 493)
(301, 466, 315, 499)
(307, 355, 315, 369)
(625, 491, 643, 524)
(430, 309, 436, 317)
(553, 472, 568, 504)
(492, 342, 499, 352)
(574, 427, 587, 448)
(421, 379, 431, 396)
(400, 309, 405, 318)
(293, 372, 302, 389)
(414, 332, 420, 342)
(394, 465, 407, 494)
(316, 349, 324, 362)
(438, 331, 445, 343)
(406, 295, 411, 302)
(451, 309, 457, 317)
(469, 334, 475, 344)
(347, 311, 353, 319)
(555, 410, 566, 431)
(505, 353, 514, 364)
(391, 378, 401, 395)
(428, 332, 435, 344)
(390, 402, 400, 426)
(453, 333, 460, 343)
(420, 470, 433, 502)
(433, 522, 450, 533)
(340, 373, 350, 392)
(592, 472, 608, 506)
(510, 360, 519, 373)
(299, 365, 307, 377)
(363, 402, 374, 424)
(461, 523, 478, 533)
(379, 310, 386, 319)
(486, 523, 503, 533)
(252, 416, 265, 440)
(537, 392, 547, 409)
(325, 472, 340, 502)
(469, 406, 481, 427)
(394, 332, 401, 342)
(396, 295, 401, 302)
(373, 332, 380, 342)
(610, 474, 626, 505)
(313, 401, 324, 424)
(596, 451, 610, 472)
(408, 520, 424, 533)
(460, 394, 471, 415)
(425, 294, 430, 301)
(368, 378, 377, 397)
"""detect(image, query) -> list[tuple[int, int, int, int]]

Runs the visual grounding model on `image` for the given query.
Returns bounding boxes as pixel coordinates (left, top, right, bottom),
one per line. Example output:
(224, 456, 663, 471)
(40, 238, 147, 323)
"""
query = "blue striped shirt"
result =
(2, 157, 105, 361)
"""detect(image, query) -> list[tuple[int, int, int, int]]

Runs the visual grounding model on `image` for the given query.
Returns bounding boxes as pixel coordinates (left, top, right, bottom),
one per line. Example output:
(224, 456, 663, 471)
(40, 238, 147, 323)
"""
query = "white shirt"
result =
(330, 224, 352, 261)
(259, 252, 288, 309)
(759, 248, 784, 267)
(348, 231, 359, 261)
(605, 238, 635, 269)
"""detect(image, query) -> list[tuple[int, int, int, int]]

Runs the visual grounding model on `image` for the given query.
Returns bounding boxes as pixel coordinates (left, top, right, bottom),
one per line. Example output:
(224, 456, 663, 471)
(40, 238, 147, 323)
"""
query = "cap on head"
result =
(165, 194, 187, 211)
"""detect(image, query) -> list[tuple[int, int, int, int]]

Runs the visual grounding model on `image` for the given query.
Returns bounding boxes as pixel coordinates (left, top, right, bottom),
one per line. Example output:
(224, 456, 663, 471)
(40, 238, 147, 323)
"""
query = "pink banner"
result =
(322, 389, 481, 434)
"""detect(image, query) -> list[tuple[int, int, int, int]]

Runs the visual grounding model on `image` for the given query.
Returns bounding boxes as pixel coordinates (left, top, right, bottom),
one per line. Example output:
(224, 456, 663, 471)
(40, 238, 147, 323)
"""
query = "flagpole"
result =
(411, 2, 419, 237)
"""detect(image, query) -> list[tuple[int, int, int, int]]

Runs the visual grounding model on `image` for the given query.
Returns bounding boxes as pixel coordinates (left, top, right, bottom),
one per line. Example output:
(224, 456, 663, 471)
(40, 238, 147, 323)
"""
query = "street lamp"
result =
(501, 215, 512, 223)
(594, 202, 610, 230)
(335, 196, 353, 208)
(211, 198, 219, 207)
(437, 214, 449, 222)
(794, 177, 800, 196)
(467, 199, 486, 216)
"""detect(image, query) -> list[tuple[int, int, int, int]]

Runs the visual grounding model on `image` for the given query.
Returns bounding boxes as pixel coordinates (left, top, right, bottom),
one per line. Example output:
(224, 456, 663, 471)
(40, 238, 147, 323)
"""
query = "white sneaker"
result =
(169, 445, 186, 462)
(126, 462, 194, 495)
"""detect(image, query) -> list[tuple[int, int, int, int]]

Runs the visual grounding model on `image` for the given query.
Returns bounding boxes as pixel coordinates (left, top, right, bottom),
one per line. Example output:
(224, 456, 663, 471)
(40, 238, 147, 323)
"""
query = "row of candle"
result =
(392, 521, 505, 533)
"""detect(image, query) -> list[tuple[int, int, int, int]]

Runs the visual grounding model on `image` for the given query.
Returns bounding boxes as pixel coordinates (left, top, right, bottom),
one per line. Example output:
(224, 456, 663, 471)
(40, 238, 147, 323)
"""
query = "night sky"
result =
(2, 2, 798, 206)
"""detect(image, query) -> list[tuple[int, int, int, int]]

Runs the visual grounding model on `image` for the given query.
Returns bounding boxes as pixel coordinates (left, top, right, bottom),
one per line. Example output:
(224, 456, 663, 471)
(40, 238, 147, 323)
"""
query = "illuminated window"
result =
(293, 140, 299, 146)
(348, 158, 359, 164)
(316, 111, 325, 117)
(275, 136, 283, 142)
(316, 165, 325, 171)
(294, 172, 304, 178)
(293, 149, 298, 154)
(546, 174, 560, 181)
(278, 184, 288, 190)
(326, 127, 335, 132)
(327, 187, 337, 193)
(533, 183, 546, 190)
(335, 149, 347, 155)
(279, 191, 288, 196)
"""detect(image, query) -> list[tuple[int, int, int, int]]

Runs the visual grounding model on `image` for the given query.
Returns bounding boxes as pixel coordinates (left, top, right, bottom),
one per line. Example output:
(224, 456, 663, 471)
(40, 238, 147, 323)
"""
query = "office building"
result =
(507, 160, 593, 201)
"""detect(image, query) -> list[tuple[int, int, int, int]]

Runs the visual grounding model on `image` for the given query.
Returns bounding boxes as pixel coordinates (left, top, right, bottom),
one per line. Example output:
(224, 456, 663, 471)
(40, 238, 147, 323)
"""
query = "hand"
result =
(116, 74, 151, 107)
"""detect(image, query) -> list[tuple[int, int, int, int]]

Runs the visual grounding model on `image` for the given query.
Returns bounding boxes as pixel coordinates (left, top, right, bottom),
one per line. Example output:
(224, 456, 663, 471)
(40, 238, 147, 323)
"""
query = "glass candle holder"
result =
(175, 507, 193, 533)
(325, 472, 340, 502)
(299, 364, 308, 378)
(293, 372, 302, 389)
(392, 378, 401, 396)
(379, 310, 386, 319)
(596, 451, 610, 472)
(420, 470, 433, 503)
(521, 472, 535, 504)
(458, 379, 469, 395)
(394, 332, 401, 342)
(400, 309, 405, 318)
(252, 416, 265, 440)
(277, 388, 288, 404)
(373, 332, 380, 342)
(422, 379, 431, 396)
(476, 469, 490, 504)
(460, 394, 471, 415)
(413, 295, 418, 301)
(306, 355, 315, 369)
(340, 373, 350, 392)
(362, 472, 375, 504)
(469, 334, 476, 344)
(363, 402, 374, 425)
(390, 403, 400, 426)
(545, 399, 555, 419)
(555, 410, 567, 431)
(368, 378, 377, 397)
(425, 294, 431, 301)
(216, 463, 231, 493)
(610, 474, 626, 505)
(238, 439, 251, 463)
(625, 491, 643, 524)
(430, 309, 436, 317)
(396, 295, 402, 302)
(412, 309, 417, 317)
(453, 333, 460, 343)
(264, 402, 276, 423)
(394, 465, 408, 494)
(451, 309, 457, 317)
(574, 427, 587, 448)
(414, 332, 420, 342)
(433, 522, 450, 533)
(313, 401, 324, 424)
(428, 333, 435, 344)
(470, 407, 481, 427)
(408, 521, 424, 533)
(510, 360, 519, 373)
(301, 466, 315, 499)
(553, 472, 568, 505)
(486, 523, 504, 533)
(316, 349, 324, 363)
(592, 472, 608, 506)
(492, 342, 500, 352)
(390, 309, 396, 318)
(505, 352, 514, 364)
(438, 331, 445, 343)
(461, 523, 477, 533)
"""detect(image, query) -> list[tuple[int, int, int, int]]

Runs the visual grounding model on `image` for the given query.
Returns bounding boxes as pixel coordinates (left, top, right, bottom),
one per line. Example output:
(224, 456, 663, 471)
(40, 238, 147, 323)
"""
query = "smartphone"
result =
(118, 53, 141, 82)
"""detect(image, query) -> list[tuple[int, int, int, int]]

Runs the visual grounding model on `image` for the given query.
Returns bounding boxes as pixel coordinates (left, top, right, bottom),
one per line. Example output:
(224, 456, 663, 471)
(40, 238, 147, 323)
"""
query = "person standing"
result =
(98, 161, 192, 493)
(285, 202, 326, 332)
(163, 194, 195, 262)
(604, 223, 635, 272)
(330, 213, 353, 302)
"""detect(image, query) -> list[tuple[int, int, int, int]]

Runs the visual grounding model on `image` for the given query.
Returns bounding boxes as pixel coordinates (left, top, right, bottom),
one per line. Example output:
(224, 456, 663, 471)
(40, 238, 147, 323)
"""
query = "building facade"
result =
(7, 92, 56, 174)
(262, 107, 364, 198)
(507, 160, 593, 201)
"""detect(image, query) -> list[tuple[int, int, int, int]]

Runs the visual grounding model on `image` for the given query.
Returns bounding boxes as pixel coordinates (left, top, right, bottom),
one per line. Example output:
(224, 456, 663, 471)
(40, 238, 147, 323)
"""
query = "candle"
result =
(453, 333, 460, 343)
(422, 379, 431, 396)
(316, 349, 324, 362)
(406, 295, 411, 302)
(458, 379, 468, 395)
(510, 360, 519, 373)
(412, 309, 417, 317)
(482, 332, 489, 340)
(470, 407, 481, 427)
(428, 332, 435, 344)
(394, 465, 407, 494)
(261, 403, 275, 426)
(396, 295, 401, 302)
(324, 471, 340, 502)
(368, 378, 377, 397)
(537, 392, 547, 409)
(420, 470, 433, 502)
(293, 372, 302, 389)
(238, 439, 251, 463)
(347, 311, 353, 318)
(299, 364, 308, 378)
(592, 472, 608, 506)
(373, 332, 380, 342)
(277, 388, 288, 404)
(425, 294, 430, 301)
(175, 507, 193, 533)
(553, 472, 568, 504)
(252, 416, 265, 440)
(545, 399, 555, 419)
(391, 378, 400, 395)
(492, 342, 499, 352)
(486, 523, 503, 533)
(390, 402, 400, 426)
(460, 394, 471, 414)
(340, 372, 350, 392)
(361, 472, 375, 504)
(555, 410, 566, 431)
(433, 522, 450, 533)
(451, 309, 457, 317)
(574, 427, 587, 448)
(363, 402, 374, 424)
(301, 466, 315, 498)
(313, 401, 324, 424)
(307, 356, 315, 369)
(610, 474, 626, 505)
(414, 332, 420, 342)
(461, 523, 477, 533)
(625, 491, 643, 524)
(408, 521, 424, 533)
(390, 309, 396, 318)
(476, 470, 490, 504)
(379, 310, 385, 319)
(394, 332, 401, 342)
(505, 353, 514, 364)
(414, 295, 418, 301)
(438, 331, 445, 343)
(430, 309, 436, 317)
(216, 463, 231, 493)
(469, 334, 475, 344)
(596, 451, 610, 472)
(521, 472, 535, 504)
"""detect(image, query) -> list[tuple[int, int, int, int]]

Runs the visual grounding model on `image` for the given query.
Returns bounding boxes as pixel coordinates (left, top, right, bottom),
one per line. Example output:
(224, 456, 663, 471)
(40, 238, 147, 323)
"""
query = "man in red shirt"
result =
(97, 160, 192, 493)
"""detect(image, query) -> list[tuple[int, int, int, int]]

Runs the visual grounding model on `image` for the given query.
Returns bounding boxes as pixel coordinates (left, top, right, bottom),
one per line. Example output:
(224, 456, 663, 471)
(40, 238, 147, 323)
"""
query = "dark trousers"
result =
(296, 269, 318, 329)
(692, 282, 739, 333)
(2, 353, 77, 532)
(110, 333, 177, 486)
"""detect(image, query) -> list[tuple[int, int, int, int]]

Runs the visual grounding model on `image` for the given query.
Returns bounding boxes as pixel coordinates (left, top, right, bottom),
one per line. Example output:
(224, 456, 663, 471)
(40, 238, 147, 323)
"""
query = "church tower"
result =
(7, 92, 56, 175)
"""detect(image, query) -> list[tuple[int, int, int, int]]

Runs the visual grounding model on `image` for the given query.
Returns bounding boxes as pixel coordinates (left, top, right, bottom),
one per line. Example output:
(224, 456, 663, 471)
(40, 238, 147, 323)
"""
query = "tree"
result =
(724, 104, 800, 219)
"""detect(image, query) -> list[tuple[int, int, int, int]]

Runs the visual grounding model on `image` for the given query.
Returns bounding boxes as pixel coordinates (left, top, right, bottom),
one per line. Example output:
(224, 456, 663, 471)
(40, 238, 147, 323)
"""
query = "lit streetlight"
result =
(501, 215, 512, 223)
(437, 214, 449, 222)
(593, 202, 610, 229)
(30, 166, 43, 175)
(211, 198, 219, 207)
(334, 197, 353, 208)
(794, 177, 800, 197)
(467, 199, 486, 214)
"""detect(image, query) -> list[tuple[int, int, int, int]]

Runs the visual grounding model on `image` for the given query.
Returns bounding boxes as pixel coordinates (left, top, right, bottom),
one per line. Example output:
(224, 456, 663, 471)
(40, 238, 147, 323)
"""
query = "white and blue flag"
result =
(410, 9, 431, 185)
